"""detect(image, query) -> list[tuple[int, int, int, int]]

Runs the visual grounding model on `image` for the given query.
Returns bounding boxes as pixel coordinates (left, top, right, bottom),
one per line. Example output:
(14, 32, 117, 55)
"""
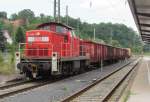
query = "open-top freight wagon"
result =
(16, 22, 131, 79)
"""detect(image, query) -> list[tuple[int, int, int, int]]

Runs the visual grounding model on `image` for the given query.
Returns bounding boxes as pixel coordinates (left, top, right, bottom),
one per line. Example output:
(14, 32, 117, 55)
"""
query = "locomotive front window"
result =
(39, 26, 50, 31)
(56, 26, 67, 34)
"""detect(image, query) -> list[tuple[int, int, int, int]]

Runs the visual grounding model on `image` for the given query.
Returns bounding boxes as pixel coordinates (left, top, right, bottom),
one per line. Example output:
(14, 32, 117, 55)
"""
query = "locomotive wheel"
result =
(41, 70, 51, 79)
(26, 70, 34, 79)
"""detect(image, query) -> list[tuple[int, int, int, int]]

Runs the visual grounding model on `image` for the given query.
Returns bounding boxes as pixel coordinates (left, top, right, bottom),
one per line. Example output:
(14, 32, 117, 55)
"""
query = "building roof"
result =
(128, 0, 150, 43)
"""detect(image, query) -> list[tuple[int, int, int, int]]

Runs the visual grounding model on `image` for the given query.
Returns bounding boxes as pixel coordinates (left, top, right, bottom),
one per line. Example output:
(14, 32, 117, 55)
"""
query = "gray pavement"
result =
(127, 56, 150, 102)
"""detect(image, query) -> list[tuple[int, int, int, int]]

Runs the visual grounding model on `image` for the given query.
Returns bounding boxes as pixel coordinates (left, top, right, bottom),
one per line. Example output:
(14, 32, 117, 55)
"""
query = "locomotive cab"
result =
(38, 22, 75, 40)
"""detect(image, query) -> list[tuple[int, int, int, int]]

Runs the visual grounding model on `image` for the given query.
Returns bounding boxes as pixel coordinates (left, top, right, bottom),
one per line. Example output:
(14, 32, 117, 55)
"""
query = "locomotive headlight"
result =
(16, 52, 19, 57)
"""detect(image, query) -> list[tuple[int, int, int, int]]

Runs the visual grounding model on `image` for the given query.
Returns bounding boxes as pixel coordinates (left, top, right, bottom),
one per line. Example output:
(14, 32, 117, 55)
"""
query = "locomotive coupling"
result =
(29, 64, 38, 78)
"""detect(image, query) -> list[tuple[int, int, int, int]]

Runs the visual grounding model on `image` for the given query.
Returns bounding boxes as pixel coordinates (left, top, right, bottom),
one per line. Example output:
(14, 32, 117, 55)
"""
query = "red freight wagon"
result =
(81, 40, 103, 63)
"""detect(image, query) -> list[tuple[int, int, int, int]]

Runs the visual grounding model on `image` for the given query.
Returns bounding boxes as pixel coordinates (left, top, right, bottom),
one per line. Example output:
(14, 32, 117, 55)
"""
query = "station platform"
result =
(127, 56, 150, 102)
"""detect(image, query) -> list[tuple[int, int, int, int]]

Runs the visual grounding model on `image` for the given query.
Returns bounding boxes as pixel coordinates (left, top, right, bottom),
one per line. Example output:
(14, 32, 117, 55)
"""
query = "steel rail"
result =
(61, 59, 140, 102)
(102, 59, 140, 102)
(0, 74, 72, 99)
(0, 80, 52, 98)
(0, 80, 34, 90)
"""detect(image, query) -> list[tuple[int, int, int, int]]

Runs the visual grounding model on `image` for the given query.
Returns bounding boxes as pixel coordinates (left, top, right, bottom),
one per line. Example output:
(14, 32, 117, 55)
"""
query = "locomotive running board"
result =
(60, 56, 90, 61)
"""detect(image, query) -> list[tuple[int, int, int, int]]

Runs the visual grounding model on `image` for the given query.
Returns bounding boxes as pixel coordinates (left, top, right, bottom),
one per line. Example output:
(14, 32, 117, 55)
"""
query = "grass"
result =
(143, 52, 150, 56)
(123, 90, 131, 102)
(131, 52, 150, 57)
(123, 90, 137, 102)
(62, 86, 68, 91)
(0, 53, 15, 75)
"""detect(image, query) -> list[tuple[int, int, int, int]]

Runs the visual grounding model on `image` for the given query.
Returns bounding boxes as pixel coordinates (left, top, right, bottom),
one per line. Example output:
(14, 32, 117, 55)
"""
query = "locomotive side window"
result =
(41, 37, 49, 42)
(56, 26, 67, 34)
(28, 37, 34, 42)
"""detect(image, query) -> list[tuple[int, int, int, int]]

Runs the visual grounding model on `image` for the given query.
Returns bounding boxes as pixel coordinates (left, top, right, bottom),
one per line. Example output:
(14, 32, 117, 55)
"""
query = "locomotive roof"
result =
(37, 22, 74, 30)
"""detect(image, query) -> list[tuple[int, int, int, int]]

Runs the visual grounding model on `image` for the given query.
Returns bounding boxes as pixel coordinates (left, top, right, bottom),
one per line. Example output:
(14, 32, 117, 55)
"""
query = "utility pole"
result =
(110, 27, 113, 45)
(54, 0, 56, 21)
(54, 0, 60, 22)
(58, 0, 60, 22)
(77, 18, 80, 37)
(66, 5, 69, 25)
(93, 26, 95, 40)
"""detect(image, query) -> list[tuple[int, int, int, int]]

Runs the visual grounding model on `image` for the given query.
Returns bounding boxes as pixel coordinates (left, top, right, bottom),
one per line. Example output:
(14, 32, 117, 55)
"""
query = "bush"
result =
(0, 51, 4, 63)
(0, 52, 15, 75)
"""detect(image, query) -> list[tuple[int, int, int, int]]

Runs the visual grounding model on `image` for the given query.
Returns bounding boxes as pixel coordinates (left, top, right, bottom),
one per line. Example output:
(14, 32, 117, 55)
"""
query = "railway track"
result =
(0, 79, 32, 90)
(61, 59, 140, 102)
(0, 73, 74, 99)
(0, 79, 54, 98)
(0, 58, 137, 100)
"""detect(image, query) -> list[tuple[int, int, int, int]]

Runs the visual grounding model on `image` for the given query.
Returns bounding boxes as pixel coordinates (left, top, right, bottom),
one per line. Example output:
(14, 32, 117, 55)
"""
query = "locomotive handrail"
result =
(60, 42, 87, 58)
(61, 42, 72, 57)
(19, 43, 53, 58)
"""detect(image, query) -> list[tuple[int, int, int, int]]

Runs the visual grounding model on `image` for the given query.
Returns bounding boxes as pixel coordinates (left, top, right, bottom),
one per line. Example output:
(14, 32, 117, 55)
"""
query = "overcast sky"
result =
(0, 0, 137, 31)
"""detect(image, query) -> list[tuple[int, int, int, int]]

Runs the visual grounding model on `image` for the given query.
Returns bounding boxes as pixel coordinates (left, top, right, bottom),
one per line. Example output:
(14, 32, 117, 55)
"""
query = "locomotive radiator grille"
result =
(19, 43, 53, 58)
(27, 48, 49, 57)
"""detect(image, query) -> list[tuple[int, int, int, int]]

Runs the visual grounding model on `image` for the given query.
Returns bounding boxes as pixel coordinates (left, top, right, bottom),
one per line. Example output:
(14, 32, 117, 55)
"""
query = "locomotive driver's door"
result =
(67, 29, 74, 56)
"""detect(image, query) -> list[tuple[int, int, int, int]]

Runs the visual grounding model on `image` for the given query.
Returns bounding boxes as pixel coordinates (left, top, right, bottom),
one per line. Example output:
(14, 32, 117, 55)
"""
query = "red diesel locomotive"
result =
(16, 22, 131, 78)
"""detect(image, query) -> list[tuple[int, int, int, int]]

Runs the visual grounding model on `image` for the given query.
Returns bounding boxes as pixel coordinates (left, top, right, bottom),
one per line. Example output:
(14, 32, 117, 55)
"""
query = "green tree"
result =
(40, 13, 45, 23)
(0, 51, 4, 63)
(0, 21, 6, 52)
(0, 12, 7, 19)
(111, 40, 121, 47)
(15, 27, 25, 43)
(18, 9, 35, 23)
(0, 10, 143, 53)
(0, 31, 6, 52)
(10, 13, 18, 20)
